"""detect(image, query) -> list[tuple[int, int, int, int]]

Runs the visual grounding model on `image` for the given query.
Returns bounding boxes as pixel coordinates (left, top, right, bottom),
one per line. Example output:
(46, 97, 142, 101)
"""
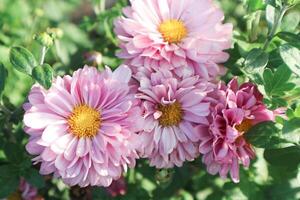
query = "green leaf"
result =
(24, 168, 45, 189)
(277, 32, 300, 49)
(4, 142, 25, 164)
(263, 65, 294, 96)
(282, 118, 300, 144)
(279, 44, 300, 76)
(0, 165, 20, 198)
(244, 48, 269, 74)
(266, 5, 277, 30)
(266, 0, 282, 7)
(32, 64, 53, 89)
(264, 146, 300, 167)
(247, 0, 266, 11)
(281, 11, 300, 32)
(9, 46, 38, 75)
(245, 121, 287, 149)
(0, 63, 8, 97)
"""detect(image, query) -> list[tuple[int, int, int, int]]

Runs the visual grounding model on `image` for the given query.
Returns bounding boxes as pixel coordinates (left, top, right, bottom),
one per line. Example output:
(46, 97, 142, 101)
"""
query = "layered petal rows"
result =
(24, 66, 142, 187)
(135, 68, 215, 168)
(199, 78, 275, 182)
(114, 0, 232, 79)
(22, 0, 280, 188)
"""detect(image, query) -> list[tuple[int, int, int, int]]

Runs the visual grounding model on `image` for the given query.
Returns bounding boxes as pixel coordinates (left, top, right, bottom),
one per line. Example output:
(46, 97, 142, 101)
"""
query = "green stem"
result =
(40, 46, 47, 65)
(100, 0, 106, 12)
(263, 6, 288, 51)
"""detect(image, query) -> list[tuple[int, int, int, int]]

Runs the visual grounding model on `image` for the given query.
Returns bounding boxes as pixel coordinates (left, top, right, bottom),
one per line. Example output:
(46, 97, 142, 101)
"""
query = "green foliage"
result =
(9, 46, 38, 75)
(32, 64, 54, 89)
(277, 32, 300, 49)
(280, 44, 300, 76)
(0, 0, 300, 199)
(0, 63, 8, 97)
(264, 146, 300, 167)
(263, 64, 295, 96)
(245, 121, 286, 149)
(244, 48, 269, 75)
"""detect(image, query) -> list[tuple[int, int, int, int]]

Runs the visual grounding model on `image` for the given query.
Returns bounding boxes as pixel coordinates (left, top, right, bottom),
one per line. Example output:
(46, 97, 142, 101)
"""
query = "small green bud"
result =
(47, 28, 64, 39)
(34, 32, 54, 48)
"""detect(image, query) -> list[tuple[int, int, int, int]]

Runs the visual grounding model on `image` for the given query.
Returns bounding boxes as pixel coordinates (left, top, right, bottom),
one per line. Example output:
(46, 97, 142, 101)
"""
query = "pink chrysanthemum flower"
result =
(199, 78, 275, 183)
(23, 66, 143, 187)
(136, 68, 214, 168)
(114, 0, 232, 79)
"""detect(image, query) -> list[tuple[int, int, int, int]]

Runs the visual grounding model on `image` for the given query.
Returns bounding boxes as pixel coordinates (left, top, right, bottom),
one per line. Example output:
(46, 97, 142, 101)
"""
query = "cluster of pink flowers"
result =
(23, 0, 276, 188)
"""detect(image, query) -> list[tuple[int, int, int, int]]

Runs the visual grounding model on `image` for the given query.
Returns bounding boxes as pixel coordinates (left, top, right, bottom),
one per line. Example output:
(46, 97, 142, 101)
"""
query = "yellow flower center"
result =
(235, 119, 252, 133)
(158, 102, 183, 127)
(68, 105, 101, 138)
(158, 19, 187, 44)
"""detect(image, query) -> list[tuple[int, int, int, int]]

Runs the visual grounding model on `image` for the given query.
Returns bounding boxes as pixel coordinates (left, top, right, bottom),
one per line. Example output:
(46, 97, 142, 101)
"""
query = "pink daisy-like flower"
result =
(199, 78, 275, 183)
(23, 66, 143, 187)
(136, 68, 214, 168)
(114, 0, 232, 79)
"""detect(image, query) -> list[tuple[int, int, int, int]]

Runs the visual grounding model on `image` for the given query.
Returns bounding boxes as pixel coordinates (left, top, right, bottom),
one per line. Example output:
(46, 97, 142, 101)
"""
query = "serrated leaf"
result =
(0, 63, 8, 97)
(32, 64, 53, 89)
(263, 65, 294, 96)
(9, 46, 37, 75)
(264, 146, 300, 167)
(245, 121, 287, 149)
(244, 48, 269, 74)
(279, 44, 300, 76)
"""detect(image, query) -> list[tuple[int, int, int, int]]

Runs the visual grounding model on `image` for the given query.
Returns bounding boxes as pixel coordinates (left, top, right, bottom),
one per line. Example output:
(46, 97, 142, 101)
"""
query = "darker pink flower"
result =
(19, 178, 39, 200)
(136, 68, 215, 168)
(199, 78, 275, 182)
(23, 66, 143, 187)
(7, 178, 39, 200)
(114, 0, 232, 79)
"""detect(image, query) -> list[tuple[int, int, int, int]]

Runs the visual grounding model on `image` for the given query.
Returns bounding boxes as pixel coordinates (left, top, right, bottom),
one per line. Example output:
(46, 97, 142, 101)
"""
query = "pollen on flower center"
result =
(157, 101, 183, 127)
(235, 119, 252, 133)
(68, 105, 101, 138)
(158, 19, 187, 44)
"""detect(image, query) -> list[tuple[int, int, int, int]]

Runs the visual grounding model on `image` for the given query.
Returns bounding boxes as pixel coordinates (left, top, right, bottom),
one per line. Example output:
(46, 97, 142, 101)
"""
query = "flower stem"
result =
(263, 6, 288, 51)
(100, 0, 106, 12)
(40, 46, 47, 65)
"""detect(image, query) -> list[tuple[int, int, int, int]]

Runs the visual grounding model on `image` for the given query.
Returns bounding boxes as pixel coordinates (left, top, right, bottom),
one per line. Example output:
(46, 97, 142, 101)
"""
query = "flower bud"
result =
(34, 32, 54, 48)
(47, 28, 63, 39)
